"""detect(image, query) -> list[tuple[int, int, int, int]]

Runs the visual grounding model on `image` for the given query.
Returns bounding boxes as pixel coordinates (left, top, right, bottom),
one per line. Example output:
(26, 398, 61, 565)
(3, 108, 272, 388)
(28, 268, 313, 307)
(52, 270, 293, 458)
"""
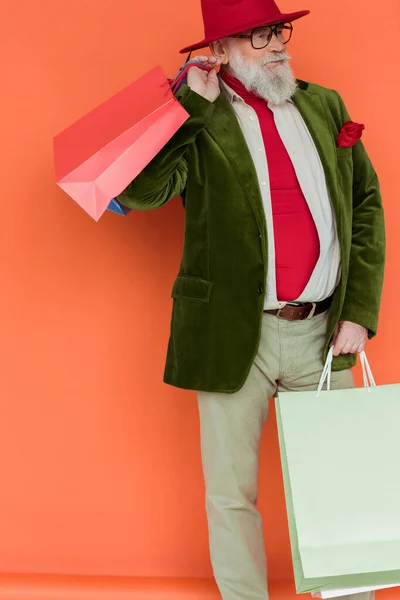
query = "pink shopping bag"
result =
(53, 66, 189, 221)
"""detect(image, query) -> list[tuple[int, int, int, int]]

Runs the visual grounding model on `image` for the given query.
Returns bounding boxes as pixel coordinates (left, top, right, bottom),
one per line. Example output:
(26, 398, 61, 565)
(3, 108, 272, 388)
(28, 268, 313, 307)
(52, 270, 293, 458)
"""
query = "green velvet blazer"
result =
(118, 80, 385, 393)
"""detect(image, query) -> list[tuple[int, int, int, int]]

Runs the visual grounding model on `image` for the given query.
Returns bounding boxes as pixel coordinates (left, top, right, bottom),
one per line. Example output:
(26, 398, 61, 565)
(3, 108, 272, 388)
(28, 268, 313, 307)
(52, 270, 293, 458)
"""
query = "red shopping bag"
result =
(53, 66, 189, 221)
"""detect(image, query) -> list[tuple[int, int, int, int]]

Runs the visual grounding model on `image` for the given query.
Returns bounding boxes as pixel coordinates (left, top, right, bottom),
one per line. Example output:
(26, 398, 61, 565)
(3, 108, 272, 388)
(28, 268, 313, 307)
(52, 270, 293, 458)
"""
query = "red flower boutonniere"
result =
(337, 121, 365, 148)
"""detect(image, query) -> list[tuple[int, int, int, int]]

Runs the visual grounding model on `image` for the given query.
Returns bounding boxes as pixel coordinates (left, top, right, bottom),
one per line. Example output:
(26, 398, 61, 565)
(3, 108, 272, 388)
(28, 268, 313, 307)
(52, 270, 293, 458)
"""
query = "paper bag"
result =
(312, 583, 398, 598)
(275, 350, 400, 596)
(53, 66, 189, 221)
(107, 198, 131, 216)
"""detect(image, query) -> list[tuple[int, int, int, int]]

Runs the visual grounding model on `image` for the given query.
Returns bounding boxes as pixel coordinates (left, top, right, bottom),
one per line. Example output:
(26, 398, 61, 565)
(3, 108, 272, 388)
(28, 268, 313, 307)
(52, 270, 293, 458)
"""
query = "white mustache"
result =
(262, 52, 291, 65)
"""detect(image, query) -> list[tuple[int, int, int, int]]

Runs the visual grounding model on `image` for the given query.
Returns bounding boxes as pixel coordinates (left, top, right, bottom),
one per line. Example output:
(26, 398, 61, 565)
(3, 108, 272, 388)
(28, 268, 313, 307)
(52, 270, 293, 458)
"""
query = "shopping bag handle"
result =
(316, 347, 376, 397)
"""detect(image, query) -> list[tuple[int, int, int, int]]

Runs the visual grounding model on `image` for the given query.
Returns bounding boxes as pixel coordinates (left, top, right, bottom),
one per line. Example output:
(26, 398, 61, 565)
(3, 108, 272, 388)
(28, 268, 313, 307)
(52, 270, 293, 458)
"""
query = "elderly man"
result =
(117, 0, 385, 598)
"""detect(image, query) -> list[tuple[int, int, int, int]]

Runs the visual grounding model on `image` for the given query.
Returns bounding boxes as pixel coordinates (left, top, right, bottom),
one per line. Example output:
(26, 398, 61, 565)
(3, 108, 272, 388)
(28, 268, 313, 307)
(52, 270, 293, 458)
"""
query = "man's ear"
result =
(210, 39, 229, 65)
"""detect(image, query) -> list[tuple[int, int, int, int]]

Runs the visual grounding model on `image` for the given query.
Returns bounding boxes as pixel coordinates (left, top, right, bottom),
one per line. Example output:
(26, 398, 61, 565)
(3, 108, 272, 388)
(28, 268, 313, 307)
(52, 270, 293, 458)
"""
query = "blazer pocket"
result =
(171, 274, 213, 303)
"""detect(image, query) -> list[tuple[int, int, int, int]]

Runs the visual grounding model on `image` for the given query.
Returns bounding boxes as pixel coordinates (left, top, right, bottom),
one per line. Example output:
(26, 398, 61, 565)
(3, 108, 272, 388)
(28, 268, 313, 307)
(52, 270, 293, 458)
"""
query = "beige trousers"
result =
(197, 311, 373, 600)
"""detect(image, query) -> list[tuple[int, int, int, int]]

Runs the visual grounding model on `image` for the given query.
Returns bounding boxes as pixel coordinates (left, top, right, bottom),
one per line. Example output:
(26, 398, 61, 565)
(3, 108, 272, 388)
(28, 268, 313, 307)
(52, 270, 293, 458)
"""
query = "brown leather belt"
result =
(264, 296, 333, 321)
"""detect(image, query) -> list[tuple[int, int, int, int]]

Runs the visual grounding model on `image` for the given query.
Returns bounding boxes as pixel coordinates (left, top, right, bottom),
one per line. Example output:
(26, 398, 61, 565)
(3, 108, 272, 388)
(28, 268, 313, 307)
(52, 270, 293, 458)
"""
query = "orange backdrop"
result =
(1, 0, 399, 583)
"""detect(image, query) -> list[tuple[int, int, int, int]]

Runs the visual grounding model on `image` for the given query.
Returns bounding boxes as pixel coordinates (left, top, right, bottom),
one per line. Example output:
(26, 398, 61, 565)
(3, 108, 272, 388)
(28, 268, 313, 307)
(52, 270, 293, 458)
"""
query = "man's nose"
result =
(267, 33, 285, 52)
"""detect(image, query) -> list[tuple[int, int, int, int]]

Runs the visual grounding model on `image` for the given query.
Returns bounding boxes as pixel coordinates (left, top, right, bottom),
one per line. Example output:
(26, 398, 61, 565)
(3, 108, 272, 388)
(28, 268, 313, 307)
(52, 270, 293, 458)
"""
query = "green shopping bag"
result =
(275, 349, 400, 596)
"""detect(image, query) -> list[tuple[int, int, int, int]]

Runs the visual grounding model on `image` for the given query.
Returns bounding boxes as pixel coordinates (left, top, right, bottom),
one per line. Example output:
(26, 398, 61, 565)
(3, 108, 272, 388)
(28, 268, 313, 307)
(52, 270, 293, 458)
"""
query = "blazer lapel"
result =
(206, 92, 267, 236)
(205, 84, 343, 240)
(292, 85, 342, 232)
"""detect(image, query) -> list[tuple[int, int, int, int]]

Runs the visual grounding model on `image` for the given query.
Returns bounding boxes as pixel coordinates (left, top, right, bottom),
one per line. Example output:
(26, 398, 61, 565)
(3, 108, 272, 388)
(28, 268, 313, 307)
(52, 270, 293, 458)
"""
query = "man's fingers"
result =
(196, 55, 221, 65)
(333, 336, 364, 356)
(341, 339, 355, 354)
(331, 321, 368, 356)
(332, 336, 347, 356)
(349, 341, 360, 354)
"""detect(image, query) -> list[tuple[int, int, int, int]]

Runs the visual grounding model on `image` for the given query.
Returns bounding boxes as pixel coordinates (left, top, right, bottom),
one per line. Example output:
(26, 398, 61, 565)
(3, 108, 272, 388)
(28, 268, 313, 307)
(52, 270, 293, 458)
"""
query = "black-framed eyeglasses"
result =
(230, 22, 293, 49)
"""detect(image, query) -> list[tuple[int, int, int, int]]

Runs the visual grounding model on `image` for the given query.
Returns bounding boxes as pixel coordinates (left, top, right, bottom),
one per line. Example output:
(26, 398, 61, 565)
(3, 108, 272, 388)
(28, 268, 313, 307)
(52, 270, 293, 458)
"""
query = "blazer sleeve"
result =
(331, 90, 386, 337)
(116, 85, 214, 211)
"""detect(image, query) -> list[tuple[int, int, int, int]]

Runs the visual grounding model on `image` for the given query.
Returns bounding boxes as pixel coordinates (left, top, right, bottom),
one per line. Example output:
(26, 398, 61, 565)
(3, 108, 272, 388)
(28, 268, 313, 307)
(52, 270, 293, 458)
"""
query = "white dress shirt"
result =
(219, 77, 341, 311)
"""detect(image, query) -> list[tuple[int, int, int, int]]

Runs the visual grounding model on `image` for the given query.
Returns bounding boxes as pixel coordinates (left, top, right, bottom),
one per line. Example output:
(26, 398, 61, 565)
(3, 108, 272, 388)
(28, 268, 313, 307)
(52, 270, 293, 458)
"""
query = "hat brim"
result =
(179, 9, 310, 54)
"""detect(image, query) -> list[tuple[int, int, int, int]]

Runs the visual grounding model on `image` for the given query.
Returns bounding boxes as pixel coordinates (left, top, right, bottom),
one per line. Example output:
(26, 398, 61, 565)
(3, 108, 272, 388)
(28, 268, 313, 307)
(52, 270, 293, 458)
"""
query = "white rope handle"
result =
(360, 351, 376, 389)
(317, 347, 334, 397)
(316, 347, 376, 398)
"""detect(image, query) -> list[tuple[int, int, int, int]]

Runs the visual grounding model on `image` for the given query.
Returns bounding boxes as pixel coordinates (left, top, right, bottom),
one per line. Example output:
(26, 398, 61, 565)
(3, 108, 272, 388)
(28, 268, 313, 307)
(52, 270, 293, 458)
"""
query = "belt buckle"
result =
(276, 303, 296, 319)
(276, 302, 317, 320)
(305, 302, 317, 320)
(276, 306, 286, 319)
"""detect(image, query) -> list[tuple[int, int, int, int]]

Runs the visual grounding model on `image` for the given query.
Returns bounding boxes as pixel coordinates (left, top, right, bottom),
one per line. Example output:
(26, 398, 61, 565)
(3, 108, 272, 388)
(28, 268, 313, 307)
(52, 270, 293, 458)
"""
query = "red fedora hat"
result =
(180, 0, 309, 54)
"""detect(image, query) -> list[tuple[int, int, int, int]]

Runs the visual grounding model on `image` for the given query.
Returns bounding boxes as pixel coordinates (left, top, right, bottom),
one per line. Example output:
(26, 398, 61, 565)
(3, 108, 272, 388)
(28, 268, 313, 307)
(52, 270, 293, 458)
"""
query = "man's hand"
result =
(331, 320, 368, 356)
(187, 55, 221, 103)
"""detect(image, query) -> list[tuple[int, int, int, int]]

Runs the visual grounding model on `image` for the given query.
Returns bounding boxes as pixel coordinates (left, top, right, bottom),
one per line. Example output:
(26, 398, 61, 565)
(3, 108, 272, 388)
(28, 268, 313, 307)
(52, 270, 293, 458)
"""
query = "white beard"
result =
(226, 49, 297, 105)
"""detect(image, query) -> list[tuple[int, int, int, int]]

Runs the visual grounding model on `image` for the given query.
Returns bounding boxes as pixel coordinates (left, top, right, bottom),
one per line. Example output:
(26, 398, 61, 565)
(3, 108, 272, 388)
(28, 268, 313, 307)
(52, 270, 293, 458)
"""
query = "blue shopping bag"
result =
(106, 198, 131, 216)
